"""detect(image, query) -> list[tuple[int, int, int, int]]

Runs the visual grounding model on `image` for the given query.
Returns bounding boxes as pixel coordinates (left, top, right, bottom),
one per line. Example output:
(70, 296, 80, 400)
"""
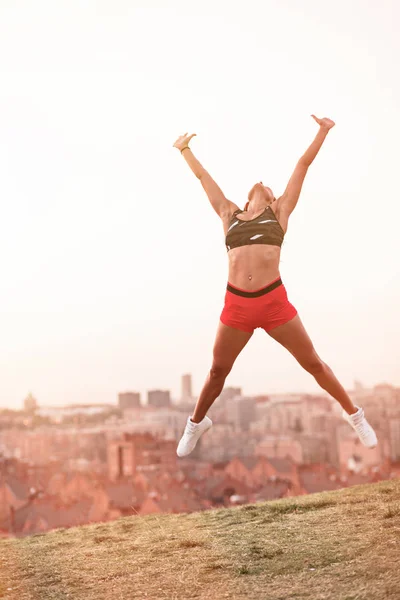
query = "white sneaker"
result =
(177, 415, 213, 457)
(342, 405, 378, 448)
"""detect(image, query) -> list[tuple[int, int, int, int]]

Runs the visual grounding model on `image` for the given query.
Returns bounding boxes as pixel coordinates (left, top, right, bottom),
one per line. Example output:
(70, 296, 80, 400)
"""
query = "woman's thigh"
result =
(266, 314, 321, 368)
(212, 320, 253, 372)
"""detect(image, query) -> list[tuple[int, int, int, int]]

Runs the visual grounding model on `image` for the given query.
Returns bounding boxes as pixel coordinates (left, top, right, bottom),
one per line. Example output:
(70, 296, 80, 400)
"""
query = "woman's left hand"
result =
(311, 115, 335, 130)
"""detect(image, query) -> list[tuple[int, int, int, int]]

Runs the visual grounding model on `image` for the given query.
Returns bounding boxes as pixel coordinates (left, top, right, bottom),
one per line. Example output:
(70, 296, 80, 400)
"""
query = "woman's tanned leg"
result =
(267, 315, 358, 415)
(191, 321, 253, 423)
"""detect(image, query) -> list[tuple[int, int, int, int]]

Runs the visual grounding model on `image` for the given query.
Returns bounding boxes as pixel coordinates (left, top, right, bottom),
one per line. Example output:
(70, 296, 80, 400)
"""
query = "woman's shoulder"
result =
(271, 197, 289, 234)
(222, 201, 242, 221)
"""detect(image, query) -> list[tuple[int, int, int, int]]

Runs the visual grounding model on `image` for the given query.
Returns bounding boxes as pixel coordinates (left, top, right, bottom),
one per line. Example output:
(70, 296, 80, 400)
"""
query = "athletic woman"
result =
(173, 115, 377, 457)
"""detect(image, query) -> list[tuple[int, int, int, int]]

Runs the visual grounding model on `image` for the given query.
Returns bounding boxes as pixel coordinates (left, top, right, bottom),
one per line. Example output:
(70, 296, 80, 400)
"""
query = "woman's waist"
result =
(227, 270, 281, 292)
(226, 274, 283, 298)
(227, 245, 280, 289)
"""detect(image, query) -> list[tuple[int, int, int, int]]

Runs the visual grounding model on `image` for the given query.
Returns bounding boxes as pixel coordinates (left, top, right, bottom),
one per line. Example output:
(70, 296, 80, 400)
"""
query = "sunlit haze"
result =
(0, 0, 399, 408)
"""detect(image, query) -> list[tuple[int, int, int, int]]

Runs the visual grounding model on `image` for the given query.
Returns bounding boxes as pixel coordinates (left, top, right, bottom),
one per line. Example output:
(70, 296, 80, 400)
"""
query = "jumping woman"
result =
(173, 115, 377, 457)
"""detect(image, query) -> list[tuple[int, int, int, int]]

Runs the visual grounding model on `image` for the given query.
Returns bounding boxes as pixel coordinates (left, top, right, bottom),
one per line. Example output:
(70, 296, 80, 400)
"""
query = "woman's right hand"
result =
(173, 132, 196, 151)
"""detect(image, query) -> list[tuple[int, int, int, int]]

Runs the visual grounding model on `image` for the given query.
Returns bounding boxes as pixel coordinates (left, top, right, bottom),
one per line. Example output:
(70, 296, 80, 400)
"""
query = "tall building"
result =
(118, 392, 141, 410)
(147, 390, 171, 408)
(181, 374, 193, 403)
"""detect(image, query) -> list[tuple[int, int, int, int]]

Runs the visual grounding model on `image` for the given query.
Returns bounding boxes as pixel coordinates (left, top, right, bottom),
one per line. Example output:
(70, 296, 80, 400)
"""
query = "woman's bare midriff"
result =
(227, 244, 281, 290)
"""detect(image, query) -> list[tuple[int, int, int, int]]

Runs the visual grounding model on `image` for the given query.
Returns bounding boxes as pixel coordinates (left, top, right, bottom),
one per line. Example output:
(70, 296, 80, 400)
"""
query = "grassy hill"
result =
(1, 478, 399, 600)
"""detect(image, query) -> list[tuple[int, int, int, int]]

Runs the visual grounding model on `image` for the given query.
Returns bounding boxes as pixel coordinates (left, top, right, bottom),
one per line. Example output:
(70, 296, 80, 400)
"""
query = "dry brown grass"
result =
(0, 478, 399, 599)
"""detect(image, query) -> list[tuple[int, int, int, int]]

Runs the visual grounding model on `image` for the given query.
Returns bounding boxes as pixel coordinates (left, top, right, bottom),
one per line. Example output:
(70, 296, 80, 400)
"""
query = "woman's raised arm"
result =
(301, 115, 335, 166)
(278, 116, 336, 217)
(173, 133, 205, 178)
(173, 133, 238, 219)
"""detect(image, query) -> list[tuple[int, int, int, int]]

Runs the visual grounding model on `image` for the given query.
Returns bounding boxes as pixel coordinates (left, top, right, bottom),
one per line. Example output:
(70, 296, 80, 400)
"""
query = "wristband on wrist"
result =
(180, 146, 190, 153)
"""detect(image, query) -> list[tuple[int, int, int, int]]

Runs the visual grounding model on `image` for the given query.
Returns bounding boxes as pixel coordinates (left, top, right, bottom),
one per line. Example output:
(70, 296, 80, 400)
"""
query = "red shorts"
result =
(220, 276, 298, 333)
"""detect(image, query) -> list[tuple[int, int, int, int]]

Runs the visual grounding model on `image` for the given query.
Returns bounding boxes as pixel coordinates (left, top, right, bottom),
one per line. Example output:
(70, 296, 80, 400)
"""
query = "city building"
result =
(107, 432, 177, 480)
(181, 374, 193, 403)
(147, 390, 171, 408)
(389, 419, 400, 462)
(118, 392, 141, 410)
(122, 407, 186, 439)
(255, 435, 303, 464)
(219, 387, 242, 404)
(229, 396, 257, 432)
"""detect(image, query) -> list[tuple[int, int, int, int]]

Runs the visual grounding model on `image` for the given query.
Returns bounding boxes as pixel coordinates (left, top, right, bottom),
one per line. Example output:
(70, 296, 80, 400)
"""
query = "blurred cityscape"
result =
(1, 376, 399, 537)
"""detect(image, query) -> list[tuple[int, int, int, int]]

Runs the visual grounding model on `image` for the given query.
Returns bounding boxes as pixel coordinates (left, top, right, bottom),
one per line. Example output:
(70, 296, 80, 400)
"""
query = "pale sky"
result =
(0, 0, 399, 409)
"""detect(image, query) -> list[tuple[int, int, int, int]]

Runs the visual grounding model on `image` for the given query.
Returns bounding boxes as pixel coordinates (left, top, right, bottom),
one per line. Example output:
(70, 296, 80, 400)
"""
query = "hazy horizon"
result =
(1, 0, 399, 409)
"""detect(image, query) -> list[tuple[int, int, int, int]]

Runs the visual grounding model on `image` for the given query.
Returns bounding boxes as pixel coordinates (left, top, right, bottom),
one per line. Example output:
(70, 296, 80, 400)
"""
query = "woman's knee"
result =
(209, 363, 231, 380)
(301, 356, 326, 375)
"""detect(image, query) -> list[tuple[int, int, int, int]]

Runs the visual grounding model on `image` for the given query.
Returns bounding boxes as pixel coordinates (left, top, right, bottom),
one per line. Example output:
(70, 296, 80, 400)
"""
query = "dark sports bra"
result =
(225, 206, 285, 252)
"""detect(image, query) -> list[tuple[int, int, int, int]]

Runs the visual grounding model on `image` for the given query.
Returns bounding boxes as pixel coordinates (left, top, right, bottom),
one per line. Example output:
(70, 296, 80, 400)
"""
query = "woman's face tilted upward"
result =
(246, 182, 275, 209)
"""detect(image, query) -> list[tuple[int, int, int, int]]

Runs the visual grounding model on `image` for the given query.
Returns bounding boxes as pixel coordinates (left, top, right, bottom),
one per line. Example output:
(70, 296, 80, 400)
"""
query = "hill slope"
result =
(1, 478, 399, 600)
